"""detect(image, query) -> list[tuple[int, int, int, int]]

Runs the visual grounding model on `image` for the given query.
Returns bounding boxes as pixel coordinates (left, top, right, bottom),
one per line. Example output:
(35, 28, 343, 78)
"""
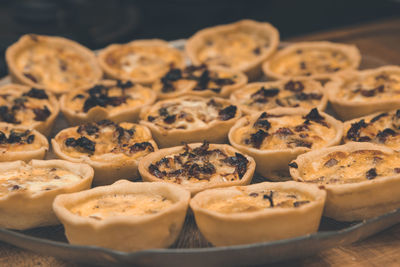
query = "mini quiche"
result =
(230, 78, 335, 114)
(52, 120, 158, 186)
(98, 39, 185, 84)
(262, 41, 361, 80)
(152, 65, 247, 99)
(190, 181, 326, 246)
(185, 19, 279, 80)
(0, 84, 59, 136)
(60, 80, 156, 125)
(6, 34, 102, 95)
(290, 142, 400, 221)
(138, 141, 255, 195)
(0, 123, 48, 162)
(329, 65, 400, 120)
(229, 108, 343, 180)
(0, 159, 93, 230)
(53, 180, 190, 252)
(139, 96, 242, 148)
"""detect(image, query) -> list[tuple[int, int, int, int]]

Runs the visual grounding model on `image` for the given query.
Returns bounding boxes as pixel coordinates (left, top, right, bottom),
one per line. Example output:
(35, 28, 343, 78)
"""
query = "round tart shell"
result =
(228, 108, 343, 180)
(138, 143, 256, 195)
(53, 180, 190, 252)
(190, 181, 326, 246)
(0, 159, 93, 230)
(290, 142, 400, 221)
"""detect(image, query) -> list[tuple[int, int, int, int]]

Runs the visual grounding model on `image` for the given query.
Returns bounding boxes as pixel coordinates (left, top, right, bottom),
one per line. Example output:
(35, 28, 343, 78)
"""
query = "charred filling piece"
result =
(0, 129, 35, 145)
(159, 65, 236, 93)
(62, 120, 154, 157)
(145, 98, 237, 130)
(297, 149, 400, 184)
(0, 88, 51, 124)
(203, 189, 311, 214)
(241, 108, 333, 149)
(148, 141, 249, 184)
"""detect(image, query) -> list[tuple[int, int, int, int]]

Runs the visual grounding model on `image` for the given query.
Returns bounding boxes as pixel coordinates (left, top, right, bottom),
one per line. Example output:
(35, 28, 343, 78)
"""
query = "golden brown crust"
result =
(53, 180, 190, 251)
(0, 159, 93, 230)
(60, 80, 157, 125)
(185, 20, 279, 80)
(190, 181, 326, 246)
(138, 142, 256, 195)
(262, 41, 361, 80)
(6, 34, 102, 95)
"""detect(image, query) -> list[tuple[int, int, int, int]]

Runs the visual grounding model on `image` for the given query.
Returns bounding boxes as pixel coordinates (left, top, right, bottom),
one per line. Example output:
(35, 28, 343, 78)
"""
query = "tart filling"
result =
(6, 34, 102, 94)
(263, 41, 361, 79)
(231, 78, 327, 113)
(98, 39, 185, 84)
(152, 65, 247, 98)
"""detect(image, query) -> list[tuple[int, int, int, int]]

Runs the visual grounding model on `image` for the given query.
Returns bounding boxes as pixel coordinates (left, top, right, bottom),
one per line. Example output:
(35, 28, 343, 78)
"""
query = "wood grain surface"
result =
(1, 17, 400, 266)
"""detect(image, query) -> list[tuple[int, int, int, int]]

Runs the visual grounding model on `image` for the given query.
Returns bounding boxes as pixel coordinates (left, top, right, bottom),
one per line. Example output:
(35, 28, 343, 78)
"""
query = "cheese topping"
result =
(344, 110, 400, 150)
(204, 189, 312, 214)
(153, 65, 239, 96)
(64, 80, 153, 114)
(0, 167, 82, 196)
(15, 37, 98, 92)
(233, 79, 323, 111)
(335, 71, 400, 101)
(70, 193, 174, 220)
(197, 31, 271, 69)
(144, 98, 237, 130)
(299, 149, 400, 184)
(104, 44, 183, 80)
(234, 109, 336, 150)
(270, 48, 351, 77)
(0, 88, 53, 126)
(148, 141, 249, 185)
(0, 127, 41, 152)
(55, 120, 155, 161)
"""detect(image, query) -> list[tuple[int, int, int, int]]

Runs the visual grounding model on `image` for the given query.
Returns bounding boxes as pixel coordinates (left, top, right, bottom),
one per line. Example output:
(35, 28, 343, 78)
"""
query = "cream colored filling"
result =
(0, 128, 42, 152)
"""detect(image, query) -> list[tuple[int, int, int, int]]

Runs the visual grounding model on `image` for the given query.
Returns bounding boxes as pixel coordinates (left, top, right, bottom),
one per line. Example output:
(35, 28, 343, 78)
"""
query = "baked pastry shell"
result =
(228, 108, 343, 180)
(262, 41, 361, 80)
(290, 142, 400, 221)
(138, 143, 256, 195)
(328, 66, 400, 120)
(0, 84, 60, 136)
(0, 123, 49, 162)
(5, 34, 103, 95)
(139, 96, 243, 148)
(190, 181, 326, 246)
(51, 124, 158, 186)
(52, 180, 190, 252)
(60, 80, 157, 126)
(0, 159, 93, 230)
(98, 39, 186, 85)
(185, 19, 280, 81)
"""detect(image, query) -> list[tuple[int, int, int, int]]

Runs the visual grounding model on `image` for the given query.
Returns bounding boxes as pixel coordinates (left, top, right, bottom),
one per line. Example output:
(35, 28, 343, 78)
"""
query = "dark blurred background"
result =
(0, 0, 399, 77)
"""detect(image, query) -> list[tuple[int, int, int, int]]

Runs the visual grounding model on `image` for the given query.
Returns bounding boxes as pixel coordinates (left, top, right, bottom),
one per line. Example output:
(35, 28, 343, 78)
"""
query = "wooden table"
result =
(1, 17, 400, 267)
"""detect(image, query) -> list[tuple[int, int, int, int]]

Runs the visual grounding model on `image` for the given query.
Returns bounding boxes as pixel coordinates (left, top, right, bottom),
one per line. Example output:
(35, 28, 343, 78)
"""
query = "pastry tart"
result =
(190, 181, 326, 246)
(60, 80, 156, 125)
(138, 141, 255, 195)
(0, 123, 48, 162)
(228, 108, 343, 180)
(0, 159, 93, 230)
(139, 96, 242, 148)
(185, 19, 279, 80)
(0, 84, 59, 136)
(262, 41, 361, 80)
(152, 65, 247, 99)
(53, 180, 190, 252)
(290, 142, 400, 221)
(6, 34, 102, 95)
(98, 39, 185, 84)
(230, 78, 332, 114)
(52, 120, 157, 186)
(329, 65, 400, 120)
